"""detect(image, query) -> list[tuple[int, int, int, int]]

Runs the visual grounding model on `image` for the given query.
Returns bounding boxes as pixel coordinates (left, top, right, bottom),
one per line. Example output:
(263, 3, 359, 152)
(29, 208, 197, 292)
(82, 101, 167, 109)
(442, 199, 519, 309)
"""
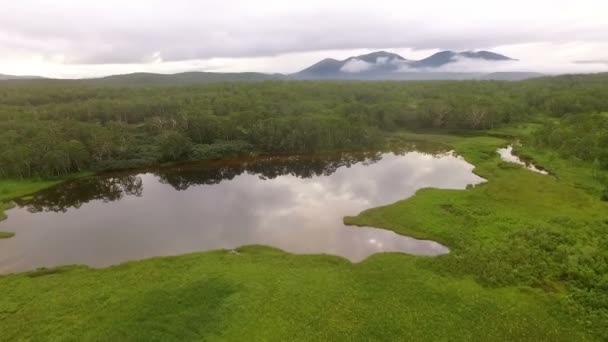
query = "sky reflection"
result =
(0, 151, 485, 273)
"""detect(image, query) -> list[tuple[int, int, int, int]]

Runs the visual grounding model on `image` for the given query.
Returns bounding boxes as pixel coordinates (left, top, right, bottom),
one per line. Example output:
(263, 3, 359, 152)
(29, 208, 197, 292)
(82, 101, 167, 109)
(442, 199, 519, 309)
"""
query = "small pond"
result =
(0, 149, 486, 273)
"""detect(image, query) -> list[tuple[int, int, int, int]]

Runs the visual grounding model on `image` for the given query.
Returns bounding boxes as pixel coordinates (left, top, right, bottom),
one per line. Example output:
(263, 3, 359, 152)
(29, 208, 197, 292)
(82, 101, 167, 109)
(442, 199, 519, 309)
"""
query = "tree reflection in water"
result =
(16, 175, 143, 213)
(16, 148, 449, 213)
(156, 151, 384, 190)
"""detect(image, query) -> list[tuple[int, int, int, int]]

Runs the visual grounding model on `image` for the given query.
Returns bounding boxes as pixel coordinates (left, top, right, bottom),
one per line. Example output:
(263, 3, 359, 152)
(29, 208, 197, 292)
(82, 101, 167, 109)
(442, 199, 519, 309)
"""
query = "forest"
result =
(1, 74, 607, 179)
(2, 74, 608, 340)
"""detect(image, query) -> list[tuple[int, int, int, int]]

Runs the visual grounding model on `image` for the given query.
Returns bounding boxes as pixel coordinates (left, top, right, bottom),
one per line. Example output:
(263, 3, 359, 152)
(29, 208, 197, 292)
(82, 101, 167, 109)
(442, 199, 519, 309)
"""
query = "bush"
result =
(191, 140, 252, 160)
(159, 132, 193, 162)
(91, 159, 154, 172)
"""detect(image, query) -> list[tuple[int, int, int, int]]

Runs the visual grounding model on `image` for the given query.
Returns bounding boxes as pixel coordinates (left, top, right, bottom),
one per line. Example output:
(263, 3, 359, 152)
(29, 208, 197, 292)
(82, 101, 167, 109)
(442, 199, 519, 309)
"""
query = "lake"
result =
(0, 149, 485, 273)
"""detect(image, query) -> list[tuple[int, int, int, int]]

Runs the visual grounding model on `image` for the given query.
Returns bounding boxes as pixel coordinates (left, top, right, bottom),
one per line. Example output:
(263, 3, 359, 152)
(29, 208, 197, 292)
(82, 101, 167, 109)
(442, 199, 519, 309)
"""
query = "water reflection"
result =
(497, 145, 548, 174)
(18, 175, 144, 213)
(0, 150, 485, 273)
(157, 151, 383, 190)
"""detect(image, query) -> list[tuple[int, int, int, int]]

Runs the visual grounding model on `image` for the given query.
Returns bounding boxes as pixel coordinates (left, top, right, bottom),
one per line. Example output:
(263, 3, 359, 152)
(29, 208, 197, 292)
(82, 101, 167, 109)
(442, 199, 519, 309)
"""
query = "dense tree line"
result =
(1, 75, 607, 178)
(532, 113, 608, 169)
(531, 113, 608, 199)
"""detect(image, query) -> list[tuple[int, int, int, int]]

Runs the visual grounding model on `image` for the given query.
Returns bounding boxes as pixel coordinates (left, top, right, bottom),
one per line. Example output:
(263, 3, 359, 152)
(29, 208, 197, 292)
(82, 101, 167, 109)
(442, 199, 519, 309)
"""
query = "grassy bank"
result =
(0, 231, 14, 239)
(0, 179, 66, 202)
(0, 247, 592, 341)
(346, 131, 608, 337)
(0, 201, 15, 239)
(0, 171, 95, 202)
(0, 174, 91, 237)
(1, 131, 606, 340)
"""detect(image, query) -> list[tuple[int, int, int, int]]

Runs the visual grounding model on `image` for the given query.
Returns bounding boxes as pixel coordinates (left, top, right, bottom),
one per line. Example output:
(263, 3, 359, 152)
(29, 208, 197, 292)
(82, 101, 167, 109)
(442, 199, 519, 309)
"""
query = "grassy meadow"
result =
(1, 129, 607, 340)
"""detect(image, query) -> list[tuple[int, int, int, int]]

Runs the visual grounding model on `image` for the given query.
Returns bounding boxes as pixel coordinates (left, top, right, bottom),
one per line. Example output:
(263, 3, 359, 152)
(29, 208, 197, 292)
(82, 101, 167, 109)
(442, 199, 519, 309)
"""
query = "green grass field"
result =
(0, 248, 591, 341)
(1, 132, 606, 340)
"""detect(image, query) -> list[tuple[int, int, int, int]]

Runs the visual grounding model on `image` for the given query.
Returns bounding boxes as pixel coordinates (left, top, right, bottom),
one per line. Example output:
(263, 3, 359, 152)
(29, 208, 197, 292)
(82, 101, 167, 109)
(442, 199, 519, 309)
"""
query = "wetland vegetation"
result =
(1, 74, 608, 340)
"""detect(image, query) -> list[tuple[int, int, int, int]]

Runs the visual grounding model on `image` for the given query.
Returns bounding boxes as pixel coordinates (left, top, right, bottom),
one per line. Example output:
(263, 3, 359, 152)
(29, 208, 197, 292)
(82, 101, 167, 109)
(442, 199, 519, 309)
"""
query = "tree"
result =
(159, 131, 193, 161)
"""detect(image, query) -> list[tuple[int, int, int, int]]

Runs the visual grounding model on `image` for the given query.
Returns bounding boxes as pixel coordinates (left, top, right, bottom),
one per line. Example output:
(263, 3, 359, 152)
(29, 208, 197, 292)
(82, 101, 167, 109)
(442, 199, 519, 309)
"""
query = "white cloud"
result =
(376, 57, 389, 64)
(0, 1, 607, 77)
(433, 56, 608, 74)
(339, 55, 409, 73)
(340, 59, 374, 73)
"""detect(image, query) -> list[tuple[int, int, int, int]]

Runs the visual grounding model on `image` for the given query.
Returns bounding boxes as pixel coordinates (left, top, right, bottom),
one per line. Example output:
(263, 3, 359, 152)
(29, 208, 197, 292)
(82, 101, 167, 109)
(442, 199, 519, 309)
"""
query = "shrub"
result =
(192, 140, 252, 160)
(91, 159, 154, 172)
(159, 132, 193, 162)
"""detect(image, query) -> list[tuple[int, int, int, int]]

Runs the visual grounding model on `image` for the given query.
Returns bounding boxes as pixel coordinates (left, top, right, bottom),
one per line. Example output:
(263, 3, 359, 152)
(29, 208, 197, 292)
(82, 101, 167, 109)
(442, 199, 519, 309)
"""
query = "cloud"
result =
(376, 56, 389, 64)
(340, 56, 407, 73)
(441, 57, 608, 74)
(394, 54, 608, 74)
(339, 58, 373, 73)
(1, 0, 607, 65)
(1, 1, 607, 76)
(573, 60, 608, 65)
(340, 58, 374, 73)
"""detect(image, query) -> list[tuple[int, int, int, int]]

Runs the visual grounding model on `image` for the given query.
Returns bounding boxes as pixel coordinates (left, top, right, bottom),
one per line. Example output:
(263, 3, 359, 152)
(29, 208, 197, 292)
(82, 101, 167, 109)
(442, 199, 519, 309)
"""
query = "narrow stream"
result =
(497, 145, 548, 174)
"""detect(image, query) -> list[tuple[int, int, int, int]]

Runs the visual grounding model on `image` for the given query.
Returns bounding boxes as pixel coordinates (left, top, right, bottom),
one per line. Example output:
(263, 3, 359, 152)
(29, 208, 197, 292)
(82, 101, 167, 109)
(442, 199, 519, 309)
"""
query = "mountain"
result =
(1, 50, 542, 84)
(412, 50, 514, 68)
(346, 51, 407, 64)
(296, 51, 408, 79)
(0, 73, 44, 80)
(293, 50, 523, 80)
(81, 71, 285, 85)
(0, 72, 285, 86)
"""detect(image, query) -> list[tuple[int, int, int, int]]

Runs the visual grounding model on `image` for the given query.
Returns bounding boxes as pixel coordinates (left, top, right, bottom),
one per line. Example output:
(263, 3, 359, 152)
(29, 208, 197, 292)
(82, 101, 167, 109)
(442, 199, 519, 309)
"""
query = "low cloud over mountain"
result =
(294, 50, 533, 80)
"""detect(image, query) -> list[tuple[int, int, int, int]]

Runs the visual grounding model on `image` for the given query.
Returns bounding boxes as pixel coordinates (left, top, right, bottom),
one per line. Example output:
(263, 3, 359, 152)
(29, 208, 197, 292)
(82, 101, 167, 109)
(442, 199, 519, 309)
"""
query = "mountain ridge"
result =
(0, 73, 45, 80)
(0, 50, 546, 83)
(295, 50, 515, 78)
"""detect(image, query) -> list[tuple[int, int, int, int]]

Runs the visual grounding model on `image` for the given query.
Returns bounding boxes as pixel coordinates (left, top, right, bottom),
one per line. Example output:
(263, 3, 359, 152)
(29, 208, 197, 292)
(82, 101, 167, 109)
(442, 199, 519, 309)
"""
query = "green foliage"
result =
(497, 160, 522, 170)
(0, 231, 14, 239)
(1, 130, 607, 339)
(346, 134, 608, 338)
(530, 113, 608, 200)
(2, 76, 607, 177)
(531, 113, 608, 169)
(90, 159, 154, 172)
(1, 201, 15, 239)
(158, 131, 193, 161)
(192, 140, 252, 160)
(1, 76, 608, 339)
(0, 179, 70, 202)
(0, 247, 590, 341)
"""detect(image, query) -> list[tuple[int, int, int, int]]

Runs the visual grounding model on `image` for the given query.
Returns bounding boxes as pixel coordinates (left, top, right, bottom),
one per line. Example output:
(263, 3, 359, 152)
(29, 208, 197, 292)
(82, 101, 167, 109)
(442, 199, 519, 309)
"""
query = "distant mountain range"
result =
(0, 72, 281, 85)
(87, 71, 281, 85)
(0, 73, 44, 80)
(0, 50, 544, 83)
(294, 50, 527, 80)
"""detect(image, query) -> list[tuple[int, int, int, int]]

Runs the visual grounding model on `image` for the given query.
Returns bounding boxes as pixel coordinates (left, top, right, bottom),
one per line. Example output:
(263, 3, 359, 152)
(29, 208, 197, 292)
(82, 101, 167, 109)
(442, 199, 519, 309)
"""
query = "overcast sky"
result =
(2, 0, 608, 78)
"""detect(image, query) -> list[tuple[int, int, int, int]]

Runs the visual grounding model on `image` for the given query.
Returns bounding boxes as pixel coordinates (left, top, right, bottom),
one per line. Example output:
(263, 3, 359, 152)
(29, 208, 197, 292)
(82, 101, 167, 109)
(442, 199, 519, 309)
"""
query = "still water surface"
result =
(0, 150, 485, 273)
(497, 145, 548, 174)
